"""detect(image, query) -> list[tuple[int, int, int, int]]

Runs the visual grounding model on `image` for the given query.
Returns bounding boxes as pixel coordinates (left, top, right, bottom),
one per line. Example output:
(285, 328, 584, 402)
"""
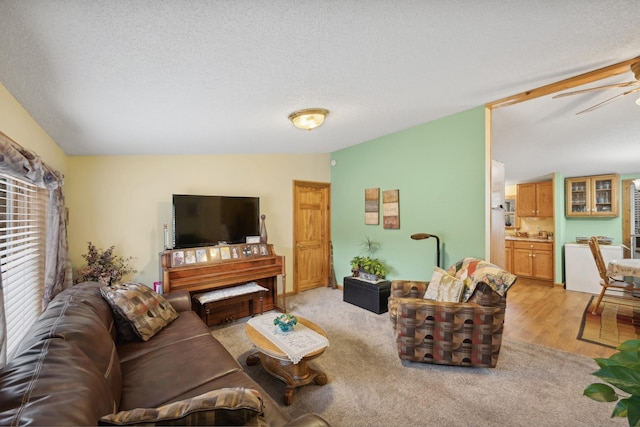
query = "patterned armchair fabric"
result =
(388, 260, 515, 368)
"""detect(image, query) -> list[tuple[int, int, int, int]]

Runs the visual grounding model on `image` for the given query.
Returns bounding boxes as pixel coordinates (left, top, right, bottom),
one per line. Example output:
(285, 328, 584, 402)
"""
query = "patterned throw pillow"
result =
(100, 282, 178, 342)
(447, 257, 517, 301)
(424, 267, 464, 302)
(98, 387, 265, 426)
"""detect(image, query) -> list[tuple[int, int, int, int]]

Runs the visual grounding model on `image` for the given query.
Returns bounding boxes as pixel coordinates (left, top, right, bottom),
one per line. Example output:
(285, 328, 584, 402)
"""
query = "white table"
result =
(607, 258, 640, 296)
(606, 258, 640, 278)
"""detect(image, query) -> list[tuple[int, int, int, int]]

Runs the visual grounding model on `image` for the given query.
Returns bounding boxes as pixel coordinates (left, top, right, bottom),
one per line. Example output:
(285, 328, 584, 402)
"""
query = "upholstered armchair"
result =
(388, 258, 517, 368)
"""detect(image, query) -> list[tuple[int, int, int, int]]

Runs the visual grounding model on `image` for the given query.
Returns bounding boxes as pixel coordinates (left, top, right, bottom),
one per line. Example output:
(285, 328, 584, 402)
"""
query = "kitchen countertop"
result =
(506, 236, 554, 243)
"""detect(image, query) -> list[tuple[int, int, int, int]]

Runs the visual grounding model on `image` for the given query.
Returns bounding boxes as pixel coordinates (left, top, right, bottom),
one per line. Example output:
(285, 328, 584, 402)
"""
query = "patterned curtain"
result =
(43, 186, 72, 306)
(0, 131, 71, 365)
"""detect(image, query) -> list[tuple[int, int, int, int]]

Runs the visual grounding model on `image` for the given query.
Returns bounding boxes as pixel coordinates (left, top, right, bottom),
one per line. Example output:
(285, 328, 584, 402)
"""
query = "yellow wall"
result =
(66, 154, 330, 289)
(0, 83, 68, 175)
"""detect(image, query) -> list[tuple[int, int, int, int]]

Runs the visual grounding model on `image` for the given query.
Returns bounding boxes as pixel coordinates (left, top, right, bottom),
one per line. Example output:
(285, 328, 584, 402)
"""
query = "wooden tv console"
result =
(160, 243, 286, 326)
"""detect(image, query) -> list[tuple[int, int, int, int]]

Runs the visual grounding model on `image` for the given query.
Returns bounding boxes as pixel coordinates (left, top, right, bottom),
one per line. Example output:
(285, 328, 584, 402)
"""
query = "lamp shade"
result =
(288, 108, 329, 130)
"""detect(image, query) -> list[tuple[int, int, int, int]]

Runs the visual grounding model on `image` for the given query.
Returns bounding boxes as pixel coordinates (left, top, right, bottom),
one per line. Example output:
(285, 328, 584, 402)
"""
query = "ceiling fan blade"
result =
(576, 86, 640, 115)
(553, 81, 639, 98)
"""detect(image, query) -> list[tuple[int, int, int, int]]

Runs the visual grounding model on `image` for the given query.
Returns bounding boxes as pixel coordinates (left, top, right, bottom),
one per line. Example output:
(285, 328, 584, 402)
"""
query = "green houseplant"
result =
(583, 339, 640, 426)
(350, 236, 388, 281)
(76, 241, 136, 285)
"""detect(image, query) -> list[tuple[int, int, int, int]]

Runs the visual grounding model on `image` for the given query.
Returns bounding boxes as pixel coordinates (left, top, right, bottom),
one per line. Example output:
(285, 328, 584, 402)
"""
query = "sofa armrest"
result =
(388, 280, 429, 325)
(391, 280, 429, 298)
(163, 290, 191, 312)
(283, 413, 331, 427)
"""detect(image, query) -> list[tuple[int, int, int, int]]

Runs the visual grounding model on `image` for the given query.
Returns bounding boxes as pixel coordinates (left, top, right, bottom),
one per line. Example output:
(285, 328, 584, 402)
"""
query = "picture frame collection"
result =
(170, 243, 269, 267)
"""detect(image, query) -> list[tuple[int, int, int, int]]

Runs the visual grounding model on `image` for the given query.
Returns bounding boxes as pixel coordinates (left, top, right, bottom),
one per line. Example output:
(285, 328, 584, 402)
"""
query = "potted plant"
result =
(76, 241, 136, 285)
(583, 339, 640, 426)
(350, 236, 388, 281)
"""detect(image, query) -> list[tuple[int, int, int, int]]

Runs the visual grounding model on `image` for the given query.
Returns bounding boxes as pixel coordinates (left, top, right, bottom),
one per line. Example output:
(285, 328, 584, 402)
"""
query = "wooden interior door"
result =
(293, 181, 330, 293)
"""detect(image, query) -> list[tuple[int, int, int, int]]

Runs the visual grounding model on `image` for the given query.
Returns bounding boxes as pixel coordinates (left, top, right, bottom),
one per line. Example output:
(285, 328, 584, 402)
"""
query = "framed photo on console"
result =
(172, 251, 185, 266)
(220, 246, 231, 260)
(209, 247, 221, 261)
(196, 249, 208, 263)
(231, 246, 241, 259)
(242, 245, 252, 257)
(184, 250, 196, 264)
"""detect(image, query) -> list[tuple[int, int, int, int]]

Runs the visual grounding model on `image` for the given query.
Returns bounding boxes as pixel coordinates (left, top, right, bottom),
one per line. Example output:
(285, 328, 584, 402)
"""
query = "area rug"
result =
(578, 295, 640, 349)
(212, 287, 626, 426)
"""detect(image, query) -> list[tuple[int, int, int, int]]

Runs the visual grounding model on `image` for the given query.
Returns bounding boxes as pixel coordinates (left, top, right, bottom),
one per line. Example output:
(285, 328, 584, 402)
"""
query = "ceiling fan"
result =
(552, 61, 640, 114)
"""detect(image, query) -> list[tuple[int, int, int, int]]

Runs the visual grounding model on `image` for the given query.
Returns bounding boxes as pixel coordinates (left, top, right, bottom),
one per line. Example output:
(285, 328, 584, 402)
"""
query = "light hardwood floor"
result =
(505, 277, 617, 359)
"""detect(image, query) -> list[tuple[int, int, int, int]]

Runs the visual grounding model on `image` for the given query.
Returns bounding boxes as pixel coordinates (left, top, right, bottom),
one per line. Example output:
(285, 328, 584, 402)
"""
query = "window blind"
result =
(0, 174, 47, 359)
(634, 186, 640, 235)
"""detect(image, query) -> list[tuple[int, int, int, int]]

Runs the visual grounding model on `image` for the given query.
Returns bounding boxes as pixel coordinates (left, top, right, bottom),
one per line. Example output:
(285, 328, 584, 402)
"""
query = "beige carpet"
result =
(211, 287, 626, 427)
(578, 295, 640, 349)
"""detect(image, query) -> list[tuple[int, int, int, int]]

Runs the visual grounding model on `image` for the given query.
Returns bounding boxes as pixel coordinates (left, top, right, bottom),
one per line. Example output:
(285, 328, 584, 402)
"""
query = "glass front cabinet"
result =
(565, 174, 619, 217)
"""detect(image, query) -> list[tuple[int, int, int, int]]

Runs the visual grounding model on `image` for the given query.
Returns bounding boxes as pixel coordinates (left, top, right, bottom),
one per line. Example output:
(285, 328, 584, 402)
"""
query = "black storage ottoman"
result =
(343, 276, 391, 314)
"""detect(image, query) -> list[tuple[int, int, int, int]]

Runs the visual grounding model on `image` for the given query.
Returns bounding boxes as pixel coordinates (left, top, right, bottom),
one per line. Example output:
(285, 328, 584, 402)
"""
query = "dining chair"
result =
(588, 236, 635, 315)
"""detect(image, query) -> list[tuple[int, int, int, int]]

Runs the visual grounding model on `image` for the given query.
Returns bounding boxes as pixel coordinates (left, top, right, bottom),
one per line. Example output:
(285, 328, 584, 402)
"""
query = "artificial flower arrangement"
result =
(76, 241, 136, 285)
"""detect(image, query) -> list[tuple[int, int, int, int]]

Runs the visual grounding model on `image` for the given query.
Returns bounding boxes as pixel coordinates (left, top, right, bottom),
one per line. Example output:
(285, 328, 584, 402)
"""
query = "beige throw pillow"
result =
(424, 267, 464, 302)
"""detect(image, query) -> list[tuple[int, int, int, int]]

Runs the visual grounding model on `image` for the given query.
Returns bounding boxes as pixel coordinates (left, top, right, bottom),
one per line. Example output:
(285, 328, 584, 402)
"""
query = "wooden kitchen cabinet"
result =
(505, 240, 513, 273)
(565, 174, 619, 217)
(512, 241, 553, 281)
(516, 181, 553, 218)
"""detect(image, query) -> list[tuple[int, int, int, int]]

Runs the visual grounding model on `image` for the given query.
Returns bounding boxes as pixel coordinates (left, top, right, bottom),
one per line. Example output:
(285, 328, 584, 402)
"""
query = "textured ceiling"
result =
(1, 1, 640, 184)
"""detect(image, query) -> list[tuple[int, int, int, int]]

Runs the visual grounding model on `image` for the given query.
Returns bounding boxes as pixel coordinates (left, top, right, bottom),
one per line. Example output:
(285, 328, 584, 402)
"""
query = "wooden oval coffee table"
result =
(245, 316, 328, 405)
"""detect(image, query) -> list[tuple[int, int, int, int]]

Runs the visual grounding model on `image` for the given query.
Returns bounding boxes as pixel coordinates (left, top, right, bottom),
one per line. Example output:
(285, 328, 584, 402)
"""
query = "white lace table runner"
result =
(247, 312, 329, 363)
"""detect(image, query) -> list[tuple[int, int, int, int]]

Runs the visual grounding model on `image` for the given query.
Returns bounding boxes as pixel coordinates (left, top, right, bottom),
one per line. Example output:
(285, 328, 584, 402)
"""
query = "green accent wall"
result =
(331, 107, 486, 283)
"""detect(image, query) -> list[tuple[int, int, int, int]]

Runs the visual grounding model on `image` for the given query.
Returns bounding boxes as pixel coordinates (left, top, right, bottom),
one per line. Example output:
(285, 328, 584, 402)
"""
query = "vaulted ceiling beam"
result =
(487, 56, 640, 109)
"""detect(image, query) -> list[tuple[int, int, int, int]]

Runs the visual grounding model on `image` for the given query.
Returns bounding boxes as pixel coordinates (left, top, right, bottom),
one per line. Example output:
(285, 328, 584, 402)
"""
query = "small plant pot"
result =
(359, 271, 379, 282)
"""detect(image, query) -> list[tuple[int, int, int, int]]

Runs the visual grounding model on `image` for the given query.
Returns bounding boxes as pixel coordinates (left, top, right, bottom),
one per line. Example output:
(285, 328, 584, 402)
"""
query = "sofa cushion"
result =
(0, 338, 117, 426)
(98, 387, 265, 426)
(424, 267, 464, 302)
(101, 282, 178, 342)
(117, 311, 243, 410)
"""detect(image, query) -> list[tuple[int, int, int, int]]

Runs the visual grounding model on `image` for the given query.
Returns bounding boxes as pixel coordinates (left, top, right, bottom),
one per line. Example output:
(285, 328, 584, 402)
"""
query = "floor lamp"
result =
(411, 233, 441, 268)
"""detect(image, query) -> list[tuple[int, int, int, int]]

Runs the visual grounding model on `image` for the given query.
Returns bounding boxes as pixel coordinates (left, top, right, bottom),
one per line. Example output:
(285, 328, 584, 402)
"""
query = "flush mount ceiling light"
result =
(288, 108, 329, 130)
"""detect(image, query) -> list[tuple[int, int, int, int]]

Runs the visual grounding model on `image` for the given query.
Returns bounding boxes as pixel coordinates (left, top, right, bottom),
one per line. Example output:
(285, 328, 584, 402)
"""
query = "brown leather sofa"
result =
(0, 282, 329, 426)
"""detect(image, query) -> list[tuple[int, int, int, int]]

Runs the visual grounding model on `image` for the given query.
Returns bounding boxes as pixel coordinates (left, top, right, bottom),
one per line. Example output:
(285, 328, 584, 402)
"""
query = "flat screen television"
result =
(172, 194, 260, 249)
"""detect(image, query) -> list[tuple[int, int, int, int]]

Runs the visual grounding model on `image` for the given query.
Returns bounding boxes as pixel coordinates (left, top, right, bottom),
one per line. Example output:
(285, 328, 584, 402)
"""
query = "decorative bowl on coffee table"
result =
(274, 314, 297, 332)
